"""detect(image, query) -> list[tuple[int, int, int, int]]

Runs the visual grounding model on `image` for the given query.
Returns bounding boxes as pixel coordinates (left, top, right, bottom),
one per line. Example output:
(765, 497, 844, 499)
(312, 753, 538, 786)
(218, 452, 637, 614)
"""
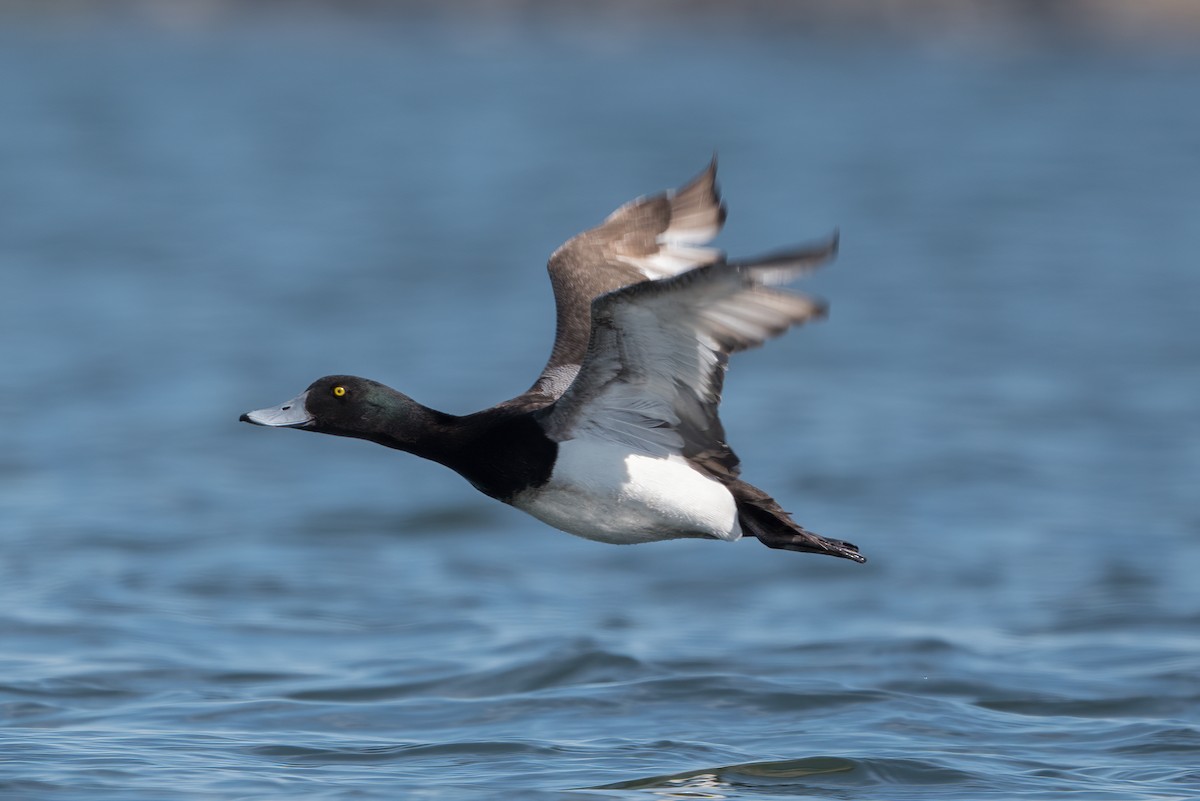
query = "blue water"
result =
(2, 13, 1199, 800)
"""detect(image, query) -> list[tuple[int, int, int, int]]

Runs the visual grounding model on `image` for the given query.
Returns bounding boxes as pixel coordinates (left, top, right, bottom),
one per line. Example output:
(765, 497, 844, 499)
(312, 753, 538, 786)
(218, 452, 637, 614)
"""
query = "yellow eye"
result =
(332, 386, 346, 397)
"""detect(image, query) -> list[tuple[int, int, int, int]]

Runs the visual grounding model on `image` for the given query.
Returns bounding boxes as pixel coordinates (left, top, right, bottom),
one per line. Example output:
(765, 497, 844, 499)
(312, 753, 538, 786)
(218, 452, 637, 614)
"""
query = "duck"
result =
(241, 160, 865, 562)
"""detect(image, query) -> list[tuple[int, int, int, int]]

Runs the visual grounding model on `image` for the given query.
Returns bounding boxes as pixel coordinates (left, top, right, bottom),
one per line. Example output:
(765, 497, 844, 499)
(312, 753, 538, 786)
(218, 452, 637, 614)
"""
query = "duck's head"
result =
(240, 375, 419, 441)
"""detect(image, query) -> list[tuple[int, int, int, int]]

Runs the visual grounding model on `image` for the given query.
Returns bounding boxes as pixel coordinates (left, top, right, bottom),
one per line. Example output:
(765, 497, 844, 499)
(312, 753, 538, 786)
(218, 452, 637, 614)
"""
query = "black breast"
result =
(448, 413, 558, 503)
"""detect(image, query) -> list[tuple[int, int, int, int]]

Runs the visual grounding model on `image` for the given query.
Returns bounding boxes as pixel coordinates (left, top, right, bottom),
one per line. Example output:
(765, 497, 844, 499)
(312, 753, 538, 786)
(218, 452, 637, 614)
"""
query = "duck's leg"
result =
(730, 480, 866, 563)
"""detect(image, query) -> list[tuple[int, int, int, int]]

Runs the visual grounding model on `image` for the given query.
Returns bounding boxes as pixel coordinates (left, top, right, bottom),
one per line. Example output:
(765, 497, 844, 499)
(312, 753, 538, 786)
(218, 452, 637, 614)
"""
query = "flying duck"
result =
(241, 161, 865, 562)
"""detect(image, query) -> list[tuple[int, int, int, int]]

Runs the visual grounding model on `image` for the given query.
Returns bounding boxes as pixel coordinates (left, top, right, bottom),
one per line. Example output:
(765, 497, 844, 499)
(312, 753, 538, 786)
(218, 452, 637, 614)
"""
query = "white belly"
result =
(512, 439, 742, 545)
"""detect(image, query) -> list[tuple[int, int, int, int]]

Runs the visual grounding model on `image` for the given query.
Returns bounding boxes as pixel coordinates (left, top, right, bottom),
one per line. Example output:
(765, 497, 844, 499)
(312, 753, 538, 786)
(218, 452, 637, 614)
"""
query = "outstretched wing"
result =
(531, 159, 727, 397)
(536, 234, 838, 480)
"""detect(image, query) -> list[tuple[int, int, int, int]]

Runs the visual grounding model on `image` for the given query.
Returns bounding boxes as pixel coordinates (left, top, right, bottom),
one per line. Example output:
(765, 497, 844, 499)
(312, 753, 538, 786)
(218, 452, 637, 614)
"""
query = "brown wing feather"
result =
(532, 159, 726, 396)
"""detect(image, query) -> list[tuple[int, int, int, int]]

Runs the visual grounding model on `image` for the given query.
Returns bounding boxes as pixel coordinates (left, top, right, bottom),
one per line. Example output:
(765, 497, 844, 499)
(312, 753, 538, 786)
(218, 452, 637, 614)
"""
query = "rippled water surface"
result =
(2, 14, 1199, 800)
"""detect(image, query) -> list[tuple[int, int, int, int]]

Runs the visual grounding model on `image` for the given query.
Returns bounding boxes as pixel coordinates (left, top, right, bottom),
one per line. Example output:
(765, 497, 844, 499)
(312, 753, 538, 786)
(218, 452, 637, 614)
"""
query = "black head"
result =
(241, 375, 423, 443)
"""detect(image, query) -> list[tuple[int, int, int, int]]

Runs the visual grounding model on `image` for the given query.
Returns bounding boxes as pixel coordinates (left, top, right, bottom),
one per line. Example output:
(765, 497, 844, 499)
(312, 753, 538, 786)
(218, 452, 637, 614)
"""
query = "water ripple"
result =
(3, 16, 1199, 801)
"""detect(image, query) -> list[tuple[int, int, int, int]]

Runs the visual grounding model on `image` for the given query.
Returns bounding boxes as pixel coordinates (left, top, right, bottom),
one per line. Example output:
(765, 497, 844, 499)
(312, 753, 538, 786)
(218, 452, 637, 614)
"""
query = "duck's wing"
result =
(536, 233, 838, 480)
(531, 159, 727, 397)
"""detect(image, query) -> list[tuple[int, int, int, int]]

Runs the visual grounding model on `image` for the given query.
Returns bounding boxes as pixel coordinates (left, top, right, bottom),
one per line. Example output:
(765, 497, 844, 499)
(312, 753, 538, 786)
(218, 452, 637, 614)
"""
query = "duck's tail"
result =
(731, 480, 866, 563)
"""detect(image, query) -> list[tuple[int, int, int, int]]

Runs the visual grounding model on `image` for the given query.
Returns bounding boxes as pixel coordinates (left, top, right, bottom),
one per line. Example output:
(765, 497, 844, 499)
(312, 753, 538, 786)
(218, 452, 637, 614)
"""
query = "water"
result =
(2, 13, 1199, 800)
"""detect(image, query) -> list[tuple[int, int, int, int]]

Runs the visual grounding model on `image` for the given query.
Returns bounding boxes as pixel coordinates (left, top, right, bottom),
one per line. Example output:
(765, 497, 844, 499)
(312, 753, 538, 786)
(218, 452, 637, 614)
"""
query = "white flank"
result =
(512, 439, 741, 545)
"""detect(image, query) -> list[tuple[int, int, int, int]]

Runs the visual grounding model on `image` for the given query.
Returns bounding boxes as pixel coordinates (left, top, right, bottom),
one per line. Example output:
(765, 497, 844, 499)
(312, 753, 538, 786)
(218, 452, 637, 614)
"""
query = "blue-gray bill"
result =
(239, 391, 314, 428)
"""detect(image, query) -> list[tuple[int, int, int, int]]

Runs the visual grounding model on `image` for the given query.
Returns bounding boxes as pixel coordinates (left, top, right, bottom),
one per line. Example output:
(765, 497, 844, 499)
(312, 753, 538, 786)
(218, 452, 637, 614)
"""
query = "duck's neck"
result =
(364, 399, 466, 466)
(335, 385, 556, 502)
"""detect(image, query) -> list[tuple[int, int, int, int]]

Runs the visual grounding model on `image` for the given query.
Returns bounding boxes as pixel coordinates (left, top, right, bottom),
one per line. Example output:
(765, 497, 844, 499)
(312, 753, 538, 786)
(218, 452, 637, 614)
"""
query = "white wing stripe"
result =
(658, 221, 722, 246)
(622, 246, 721, 280)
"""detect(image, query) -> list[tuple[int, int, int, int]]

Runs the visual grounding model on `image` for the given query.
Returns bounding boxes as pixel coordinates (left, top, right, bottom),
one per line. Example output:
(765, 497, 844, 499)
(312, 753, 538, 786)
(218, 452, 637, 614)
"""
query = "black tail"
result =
(731, 480, 866, 563)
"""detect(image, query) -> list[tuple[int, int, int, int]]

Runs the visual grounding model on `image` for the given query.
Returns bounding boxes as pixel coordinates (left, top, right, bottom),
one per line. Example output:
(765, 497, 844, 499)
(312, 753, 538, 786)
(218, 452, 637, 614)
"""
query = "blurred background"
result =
(1, 3, 1198, 800)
